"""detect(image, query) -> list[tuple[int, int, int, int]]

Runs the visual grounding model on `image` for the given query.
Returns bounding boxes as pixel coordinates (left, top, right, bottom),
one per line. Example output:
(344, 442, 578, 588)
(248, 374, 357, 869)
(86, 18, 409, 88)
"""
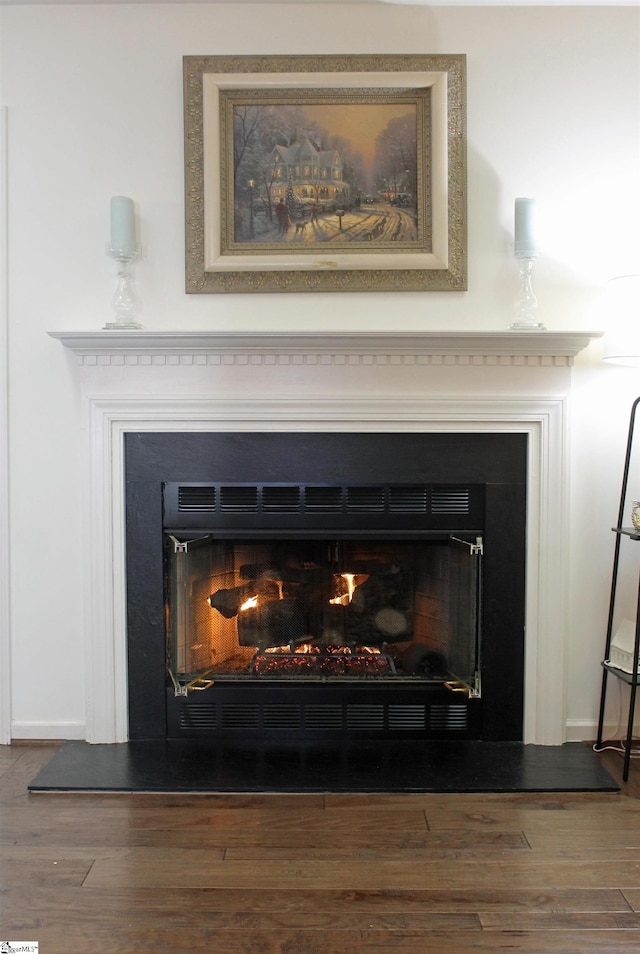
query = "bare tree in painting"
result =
(233, 103, 310, 237)
(373, 113, 417, 202)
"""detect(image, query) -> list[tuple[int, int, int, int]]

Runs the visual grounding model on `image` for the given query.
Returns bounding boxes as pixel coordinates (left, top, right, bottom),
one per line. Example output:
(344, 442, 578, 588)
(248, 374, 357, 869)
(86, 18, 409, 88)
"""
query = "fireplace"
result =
(49, 328, 592, 747)
(125, 430, 526, 743)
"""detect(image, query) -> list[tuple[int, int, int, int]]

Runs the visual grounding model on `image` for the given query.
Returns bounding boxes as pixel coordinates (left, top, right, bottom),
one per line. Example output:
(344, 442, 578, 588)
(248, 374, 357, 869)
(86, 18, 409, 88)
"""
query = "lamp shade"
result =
(602, 275, 640, 365)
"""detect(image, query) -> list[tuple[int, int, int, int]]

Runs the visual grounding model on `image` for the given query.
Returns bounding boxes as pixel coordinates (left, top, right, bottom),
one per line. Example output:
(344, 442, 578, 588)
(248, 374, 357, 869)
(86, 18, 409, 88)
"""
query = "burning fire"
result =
(237, 572, 365, 614)
(329, 573, 357, 606)
(209, 566, 396, 674)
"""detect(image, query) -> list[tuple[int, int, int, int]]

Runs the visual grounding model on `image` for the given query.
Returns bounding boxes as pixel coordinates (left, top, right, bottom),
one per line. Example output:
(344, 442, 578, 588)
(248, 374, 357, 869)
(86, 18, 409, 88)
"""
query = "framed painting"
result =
(183, 54, 466, 293)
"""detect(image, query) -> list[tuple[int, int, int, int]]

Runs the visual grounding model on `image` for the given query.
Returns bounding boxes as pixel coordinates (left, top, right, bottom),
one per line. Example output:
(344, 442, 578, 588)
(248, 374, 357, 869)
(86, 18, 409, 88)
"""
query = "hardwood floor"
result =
(2, 742, 640, 953)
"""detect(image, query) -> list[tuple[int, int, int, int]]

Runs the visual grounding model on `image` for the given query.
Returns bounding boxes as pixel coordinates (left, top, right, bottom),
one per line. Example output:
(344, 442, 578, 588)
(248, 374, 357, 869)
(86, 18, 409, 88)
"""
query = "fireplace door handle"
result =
(187, 676, 215, 692)
(444, 680, 471, 697)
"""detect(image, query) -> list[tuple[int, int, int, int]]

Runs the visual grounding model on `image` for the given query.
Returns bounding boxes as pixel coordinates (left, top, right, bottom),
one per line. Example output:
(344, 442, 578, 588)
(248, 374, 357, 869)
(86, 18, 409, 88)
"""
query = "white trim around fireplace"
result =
(82, 392, 567, 746)
(0, 108, 10, 745)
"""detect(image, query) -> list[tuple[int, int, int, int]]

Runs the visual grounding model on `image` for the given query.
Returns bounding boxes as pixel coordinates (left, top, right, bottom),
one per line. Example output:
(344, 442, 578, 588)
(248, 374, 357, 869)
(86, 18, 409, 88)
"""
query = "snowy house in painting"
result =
(270, 137, 350, 204)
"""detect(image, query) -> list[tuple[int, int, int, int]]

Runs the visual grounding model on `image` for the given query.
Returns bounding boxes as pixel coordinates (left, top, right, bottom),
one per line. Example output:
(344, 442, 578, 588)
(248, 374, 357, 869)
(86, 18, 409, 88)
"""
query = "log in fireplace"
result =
(125, 431, 526, 743)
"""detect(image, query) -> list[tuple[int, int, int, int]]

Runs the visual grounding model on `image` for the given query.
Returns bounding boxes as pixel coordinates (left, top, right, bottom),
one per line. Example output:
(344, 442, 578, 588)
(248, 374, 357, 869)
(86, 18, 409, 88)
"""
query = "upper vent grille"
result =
(164, 481, 483, 531)
(304, 486, 343, 511)
(431, 488, 471, 514)
(220, 486, 259, 513)
(389, 486, 428, 513)
(346, 486, 385, 512)
(177, 485, 217, 513)
(262, 486, 301, 512)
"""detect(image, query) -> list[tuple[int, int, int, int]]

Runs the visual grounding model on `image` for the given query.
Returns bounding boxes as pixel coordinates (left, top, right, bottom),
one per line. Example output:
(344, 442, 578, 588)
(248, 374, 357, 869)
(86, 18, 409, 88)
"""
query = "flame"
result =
(240, 595, 258, 612)
(329, 573, 358, 606)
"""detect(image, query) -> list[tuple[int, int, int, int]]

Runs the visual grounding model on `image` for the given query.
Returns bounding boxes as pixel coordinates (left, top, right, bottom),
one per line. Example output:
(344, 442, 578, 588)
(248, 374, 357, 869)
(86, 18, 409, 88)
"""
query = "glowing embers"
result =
(251, 643, 395, 677)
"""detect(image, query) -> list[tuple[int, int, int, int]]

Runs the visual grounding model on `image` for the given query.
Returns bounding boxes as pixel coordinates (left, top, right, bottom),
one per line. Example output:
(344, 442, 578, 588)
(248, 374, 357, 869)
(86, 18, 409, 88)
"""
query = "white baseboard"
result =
(564, 720, 594, 742)
(565, 719, 640, 743)
(11, 721, 86, 742)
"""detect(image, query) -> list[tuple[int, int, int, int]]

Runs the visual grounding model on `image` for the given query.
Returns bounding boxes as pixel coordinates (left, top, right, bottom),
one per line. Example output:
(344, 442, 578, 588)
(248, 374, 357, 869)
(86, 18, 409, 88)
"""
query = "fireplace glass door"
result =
(165, 534, 482, 696)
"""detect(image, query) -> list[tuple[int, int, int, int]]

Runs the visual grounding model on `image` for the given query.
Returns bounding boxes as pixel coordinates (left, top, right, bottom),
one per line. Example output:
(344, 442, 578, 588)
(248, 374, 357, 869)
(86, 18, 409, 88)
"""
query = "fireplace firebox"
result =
(125, 432, 526, 742)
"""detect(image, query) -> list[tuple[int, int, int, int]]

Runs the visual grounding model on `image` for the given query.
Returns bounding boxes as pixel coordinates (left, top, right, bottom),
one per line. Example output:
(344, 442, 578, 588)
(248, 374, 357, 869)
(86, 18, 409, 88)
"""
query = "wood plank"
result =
(0, 745, 60, 802)
(597, 750, 640, 800)
(480, 912, 640, 930)
(4, 926, 640, 954)
(1, 808, 433, 852)
(622, 889, 640, 912)
(0, 885, 630, 917)
(527, 829, 640, 851)
(424, 804, 640, 833)
(0, 823, 434, 851)
(0, 844, 224, 866)
(0, 857, 93, 888)
(1, 900, 482, 933)
(83, 854, 640, 891)
(225, 831, 531, 861)
(349, 930, 640, 952)
(4, 802, 429, 829)
(326, 791, 622, 811)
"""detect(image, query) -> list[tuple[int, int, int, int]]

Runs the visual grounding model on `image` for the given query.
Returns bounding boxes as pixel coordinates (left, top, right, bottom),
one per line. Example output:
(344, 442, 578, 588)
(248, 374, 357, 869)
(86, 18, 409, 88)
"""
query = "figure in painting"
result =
(275, 198, 290, 235)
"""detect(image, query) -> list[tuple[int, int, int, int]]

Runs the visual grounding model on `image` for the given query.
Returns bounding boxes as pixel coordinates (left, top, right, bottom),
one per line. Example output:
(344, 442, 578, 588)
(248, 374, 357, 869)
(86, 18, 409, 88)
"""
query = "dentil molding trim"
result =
(49, 330, 600, 367)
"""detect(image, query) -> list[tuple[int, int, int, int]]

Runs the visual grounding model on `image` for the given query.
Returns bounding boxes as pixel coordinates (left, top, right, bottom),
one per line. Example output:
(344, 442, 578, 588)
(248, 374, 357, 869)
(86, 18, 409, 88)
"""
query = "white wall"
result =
(1, 2, 638, 740)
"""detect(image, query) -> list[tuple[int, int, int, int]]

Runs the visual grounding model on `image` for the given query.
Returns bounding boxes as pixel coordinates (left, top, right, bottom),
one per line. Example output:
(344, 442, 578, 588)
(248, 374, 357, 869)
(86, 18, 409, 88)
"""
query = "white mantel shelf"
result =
(49, 330, 601, 366)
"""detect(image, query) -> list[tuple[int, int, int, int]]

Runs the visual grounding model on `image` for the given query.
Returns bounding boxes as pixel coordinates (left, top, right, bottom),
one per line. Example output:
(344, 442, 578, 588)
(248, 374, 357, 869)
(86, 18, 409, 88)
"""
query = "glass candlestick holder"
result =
(510, 256, 546, 330)
(104, 245, 142, 330)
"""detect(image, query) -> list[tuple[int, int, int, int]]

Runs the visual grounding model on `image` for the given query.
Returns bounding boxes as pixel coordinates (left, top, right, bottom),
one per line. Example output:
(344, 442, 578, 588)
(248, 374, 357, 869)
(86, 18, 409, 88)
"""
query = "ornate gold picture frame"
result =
(183, 54, 466, 294)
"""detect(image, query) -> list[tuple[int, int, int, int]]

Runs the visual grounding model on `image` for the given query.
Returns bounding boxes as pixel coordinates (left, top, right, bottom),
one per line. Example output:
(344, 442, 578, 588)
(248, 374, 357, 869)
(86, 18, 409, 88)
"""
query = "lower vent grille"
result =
(180, 705, 217, 730)
(177, 700, 471, 736)
(346, 705, 385, 730)
(263, 705, 302, 730)
(305, 705, 343, 730)
(429, 705, 469, 732)
(221, 704, 260, 729)
(388, 705, 426, 731)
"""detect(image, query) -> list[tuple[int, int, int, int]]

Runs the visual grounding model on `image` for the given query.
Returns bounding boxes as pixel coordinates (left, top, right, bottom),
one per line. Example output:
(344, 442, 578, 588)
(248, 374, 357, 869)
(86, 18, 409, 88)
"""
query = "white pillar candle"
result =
(110, 195, 136, 255)
(514, 197, 538, 259)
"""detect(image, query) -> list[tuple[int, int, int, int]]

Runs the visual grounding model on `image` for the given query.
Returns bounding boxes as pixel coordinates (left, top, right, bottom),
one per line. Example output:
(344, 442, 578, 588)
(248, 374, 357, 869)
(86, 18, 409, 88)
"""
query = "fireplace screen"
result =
(165, 535, 482, 695)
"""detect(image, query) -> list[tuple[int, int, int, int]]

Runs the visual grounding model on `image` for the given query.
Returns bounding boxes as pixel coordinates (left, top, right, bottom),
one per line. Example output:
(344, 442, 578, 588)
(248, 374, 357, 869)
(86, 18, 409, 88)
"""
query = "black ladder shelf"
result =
(596, 395, 640, 781)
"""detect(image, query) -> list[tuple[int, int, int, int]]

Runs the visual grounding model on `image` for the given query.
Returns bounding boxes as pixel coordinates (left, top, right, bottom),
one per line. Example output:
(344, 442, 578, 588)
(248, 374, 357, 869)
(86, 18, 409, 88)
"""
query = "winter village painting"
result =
(229, 99, 426, 250)
(183, 54, 466, 292)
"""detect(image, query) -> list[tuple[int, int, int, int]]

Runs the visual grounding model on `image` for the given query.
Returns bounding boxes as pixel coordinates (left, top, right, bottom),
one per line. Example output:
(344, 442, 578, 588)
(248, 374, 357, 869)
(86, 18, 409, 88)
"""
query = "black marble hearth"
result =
(28, 740, 618, 794)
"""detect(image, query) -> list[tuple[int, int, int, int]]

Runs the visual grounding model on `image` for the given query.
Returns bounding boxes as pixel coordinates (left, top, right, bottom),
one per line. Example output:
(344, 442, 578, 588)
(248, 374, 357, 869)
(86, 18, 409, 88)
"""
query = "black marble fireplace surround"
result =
(124, 431, 527, 744)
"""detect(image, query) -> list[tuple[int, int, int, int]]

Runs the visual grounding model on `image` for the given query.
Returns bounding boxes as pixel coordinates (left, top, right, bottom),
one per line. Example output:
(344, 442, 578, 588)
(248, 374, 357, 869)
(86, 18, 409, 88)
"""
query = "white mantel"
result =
(50, 328, 600, 746)
(49, 330, 596, 365)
